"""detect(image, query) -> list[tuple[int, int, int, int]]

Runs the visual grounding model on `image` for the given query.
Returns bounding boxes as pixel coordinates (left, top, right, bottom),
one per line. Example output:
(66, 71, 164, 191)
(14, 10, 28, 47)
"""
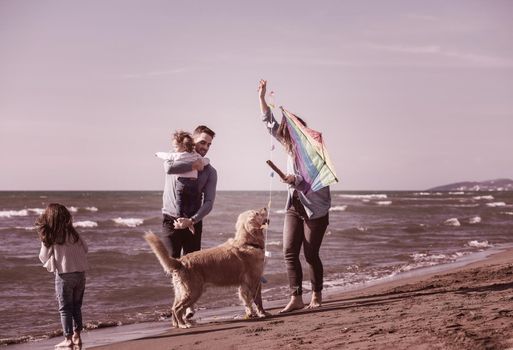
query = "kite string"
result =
(265, 91, 277, 261)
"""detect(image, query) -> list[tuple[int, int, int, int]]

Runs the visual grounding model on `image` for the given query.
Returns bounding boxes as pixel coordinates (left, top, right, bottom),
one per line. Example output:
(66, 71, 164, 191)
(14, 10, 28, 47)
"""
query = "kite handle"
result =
(266, 160, 286, 180)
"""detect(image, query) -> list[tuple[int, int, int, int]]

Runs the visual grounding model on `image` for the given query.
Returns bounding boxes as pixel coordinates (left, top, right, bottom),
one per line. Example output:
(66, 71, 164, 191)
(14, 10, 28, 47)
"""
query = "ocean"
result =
(1, 190, 513, 345)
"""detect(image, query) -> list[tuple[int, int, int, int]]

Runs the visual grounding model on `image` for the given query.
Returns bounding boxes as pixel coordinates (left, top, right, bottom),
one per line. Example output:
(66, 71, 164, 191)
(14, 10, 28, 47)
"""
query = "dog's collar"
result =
(245, 243, 264, 250)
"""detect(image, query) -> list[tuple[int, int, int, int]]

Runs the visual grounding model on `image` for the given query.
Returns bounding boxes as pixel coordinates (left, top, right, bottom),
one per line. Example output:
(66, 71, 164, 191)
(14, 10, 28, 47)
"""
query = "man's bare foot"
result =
(306, 291, 322, 309)
(72, 332, 82, 345)
(55, 337, 73, 348)
(279, 295, 304, 313)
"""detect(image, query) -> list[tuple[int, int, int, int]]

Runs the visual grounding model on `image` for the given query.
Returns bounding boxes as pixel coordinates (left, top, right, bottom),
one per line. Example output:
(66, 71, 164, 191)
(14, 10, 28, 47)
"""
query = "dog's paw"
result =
(185, 307, 195, 319)
(244, 312, 259, 320)
(257, 310, 271, 318)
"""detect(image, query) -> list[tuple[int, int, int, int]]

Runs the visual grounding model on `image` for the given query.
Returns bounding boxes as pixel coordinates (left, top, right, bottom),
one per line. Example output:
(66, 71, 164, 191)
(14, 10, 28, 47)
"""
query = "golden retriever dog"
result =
(144, 208, 268, 328)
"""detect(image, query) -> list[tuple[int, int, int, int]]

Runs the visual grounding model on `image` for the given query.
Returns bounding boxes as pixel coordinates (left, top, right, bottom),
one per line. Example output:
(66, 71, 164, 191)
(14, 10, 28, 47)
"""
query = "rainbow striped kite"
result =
(280, 107, 338, 192)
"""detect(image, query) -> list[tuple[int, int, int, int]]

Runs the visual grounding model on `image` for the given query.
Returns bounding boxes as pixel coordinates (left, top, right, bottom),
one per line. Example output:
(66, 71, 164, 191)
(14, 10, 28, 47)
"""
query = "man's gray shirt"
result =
(162, 160, 217, 223)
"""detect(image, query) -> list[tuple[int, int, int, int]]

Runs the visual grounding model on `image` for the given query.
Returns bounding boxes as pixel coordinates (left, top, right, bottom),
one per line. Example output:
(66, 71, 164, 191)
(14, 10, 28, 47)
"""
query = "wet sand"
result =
(88, 248, 513, 350)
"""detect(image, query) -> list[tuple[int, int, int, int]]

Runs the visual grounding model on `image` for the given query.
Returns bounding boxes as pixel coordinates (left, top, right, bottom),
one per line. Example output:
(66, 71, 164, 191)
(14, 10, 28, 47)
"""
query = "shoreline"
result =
(10, 244, 513, 350)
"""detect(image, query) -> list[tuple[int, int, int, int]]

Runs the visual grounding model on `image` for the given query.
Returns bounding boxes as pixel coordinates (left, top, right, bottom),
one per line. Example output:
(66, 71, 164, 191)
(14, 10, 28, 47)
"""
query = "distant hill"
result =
(428, 178, 513, 191)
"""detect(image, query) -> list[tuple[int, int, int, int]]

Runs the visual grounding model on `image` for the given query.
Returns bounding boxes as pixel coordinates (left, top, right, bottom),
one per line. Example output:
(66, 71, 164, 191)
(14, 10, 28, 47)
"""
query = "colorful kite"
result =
(280, 107, 338, 192)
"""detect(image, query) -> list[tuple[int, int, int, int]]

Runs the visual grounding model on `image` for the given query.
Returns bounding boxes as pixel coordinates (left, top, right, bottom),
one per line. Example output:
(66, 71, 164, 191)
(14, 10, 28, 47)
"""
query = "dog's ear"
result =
(236, 211, 250, 233)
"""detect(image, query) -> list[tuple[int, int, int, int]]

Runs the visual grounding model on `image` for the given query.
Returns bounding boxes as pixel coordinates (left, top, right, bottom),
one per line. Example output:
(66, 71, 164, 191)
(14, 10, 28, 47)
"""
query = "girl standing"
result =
(36, 203, 88, 347)
(258, 80, 331, 313)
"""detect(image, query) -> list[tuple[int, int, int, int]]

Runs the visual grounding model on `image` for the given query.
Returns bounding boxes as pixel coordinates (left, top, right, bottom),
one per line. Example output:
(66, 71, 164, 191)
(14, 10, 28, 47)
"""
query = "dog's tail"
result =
(144, 232, 183, 273)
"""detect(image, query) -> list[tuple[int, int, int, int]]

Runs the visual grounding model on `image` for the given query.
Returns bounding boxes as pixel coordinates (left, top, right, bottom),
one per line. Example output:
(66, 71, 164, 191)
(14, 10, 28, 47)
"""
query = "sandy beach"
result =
(85, 248, 513, 350)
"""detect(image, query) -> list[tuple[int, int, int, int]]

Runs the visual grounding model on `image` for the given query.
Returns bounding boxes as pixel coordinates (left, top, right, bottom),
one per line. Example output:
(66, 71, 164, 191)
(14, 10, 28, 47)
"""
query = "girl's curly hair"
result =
(36, 203, 79, 247)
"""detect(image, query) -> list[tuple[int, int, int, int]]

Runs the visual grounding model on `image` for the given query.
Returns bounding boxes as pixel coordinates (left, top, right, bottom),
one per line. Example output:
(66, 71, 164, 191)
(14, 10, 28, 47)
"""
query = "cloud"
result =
(403, 13, 440, 22)
(121, 67, 190, 79)
(365, 43, 513, 68)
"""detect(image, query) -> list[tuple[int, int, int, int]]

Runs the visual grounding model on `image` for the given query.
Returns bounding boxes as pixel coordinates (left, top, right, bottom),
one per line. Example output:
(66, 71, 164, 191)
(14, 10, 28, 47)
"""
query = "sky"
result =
(1, 0, 512, 191)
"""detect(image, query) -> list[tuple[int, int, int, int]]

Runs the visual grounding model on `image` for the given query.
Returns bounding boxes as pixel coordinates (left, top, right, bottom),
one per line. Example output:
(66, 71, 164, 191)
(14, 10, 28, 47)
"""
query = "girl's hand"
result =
(191, 158, 204, 171)
(282, 174, 296, 185)
(258, 79, 267, 98)
(174, 218, 196, 234)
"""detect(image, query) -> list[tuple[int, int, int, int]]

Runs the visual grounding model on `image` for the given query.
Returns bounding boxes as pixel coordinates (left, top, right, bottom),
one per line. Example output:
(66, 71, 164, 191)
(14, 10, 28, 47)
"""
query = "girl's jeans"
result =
(283, 194, 329, 296)
(55, 271, 86, 336)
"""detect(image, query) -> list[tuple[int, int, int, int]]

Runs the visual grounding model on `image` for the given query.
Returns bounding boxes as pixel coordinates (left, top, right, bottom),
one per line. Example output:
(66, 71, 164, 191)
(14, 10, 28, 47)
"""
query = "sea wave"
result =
(338, 194, 387, 199)
(0, 208, 46, 218)
(329, 205, 347, 212)
(444, 218, 461, 226)
(337, 226, 368, 236)
(501, 212, 513, 216)
(274, 209, 286, 214)
(411, 252, 448, 262)
(451, 204, 480, 208)
(14, 226, 35, 231)
(0, 210, 29, 218)
(29, 208, 45, 215)
(486, 202, 506, 207)
(112, 218, 144, 227)
(468, 216, 482, 224)
(85, 206, 99, 212)
(395, 252, 463, 273)
(74, 220, 98, 228)
(467, 240, 491, 248)
(473, 195, 494, 200)
(449, 191, 465, 195)
(376, 201, 392, 206)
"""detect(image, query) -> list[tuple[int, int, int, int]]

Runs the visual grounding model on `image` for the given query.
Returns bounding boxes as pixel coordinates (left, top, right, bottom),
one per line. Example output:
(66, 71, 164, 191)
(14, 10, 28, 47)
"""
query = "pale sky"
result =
(1, 0, 512, 191)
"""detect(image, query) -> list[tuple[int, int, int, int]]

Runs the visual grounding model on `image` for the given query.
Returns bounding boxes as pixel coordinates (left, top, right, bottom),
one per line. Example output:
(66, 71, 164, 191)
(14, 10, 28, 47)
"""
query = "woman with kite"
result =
(258, 79, 336, 313)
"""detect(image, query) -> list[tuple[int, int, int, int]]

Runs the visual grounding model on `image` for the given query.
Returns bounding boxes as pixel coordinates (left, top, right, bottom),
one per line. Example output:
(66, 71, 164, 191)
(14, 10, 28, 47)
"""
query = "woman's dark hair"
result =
(277, 115, 307, 156)
(36, 203, 79, 247)
(173, 130, 195, 153)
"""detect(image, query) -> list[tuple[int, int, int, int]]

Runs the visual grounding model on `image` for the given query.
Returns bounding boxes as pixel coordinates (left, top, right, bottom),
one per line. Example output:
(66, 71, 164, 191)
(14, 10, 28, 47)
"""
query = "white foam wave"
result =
(274, 209, 286, 214)
(266, 241, 282, 246)
(412, 252, 447, 262)
(444, 218, 461, 226)
(399, 253, 450, 272)
(112, 217, 144, 227)
(467, 240, 491, 248)
(74, 221, 98, 228)
(415, 192, 431, 196)
(29, 208, 45, 215)
(85, 207, 99, 212)
(501, 212, 513, 216)
(69, 206, 78, 212)
(473, 195, 494, 200)
(0, 209, 29, 218)
(330, 205, 347, 212)
(486, 202, 506, 207)
(451, 204, 480, 208)
(376, 201, 392, 206)
(468, 216, 481, 224)
(15, 226, 35, 231)
(338, 194, 387, 199)
(449, 191, 465, 195)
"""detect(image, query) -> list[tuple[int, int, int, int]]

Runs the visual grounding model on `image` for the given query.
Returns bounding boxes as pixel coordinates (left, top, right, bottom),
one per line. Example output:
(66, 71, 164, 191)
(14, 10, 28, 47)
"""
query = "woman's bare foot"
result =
(279, 295, 305, 313)
(306, 291, 322, 309)
(72, 331, 82, 345)
(55, 336, 73, 348)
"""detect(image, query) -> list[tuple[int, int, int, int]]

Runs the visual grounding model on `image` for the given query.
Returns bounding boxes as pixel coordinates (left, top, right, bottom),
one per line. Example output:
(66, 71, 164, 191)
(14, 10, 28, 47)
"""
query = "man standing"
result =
(161, 125, 217, 258)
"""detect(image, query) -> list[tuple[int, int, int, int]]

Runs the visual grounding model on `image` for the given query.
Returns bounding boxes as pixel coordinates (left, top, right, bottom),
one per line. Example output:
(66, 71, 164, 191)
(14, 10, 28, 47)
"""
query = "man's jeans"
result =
(55, 272, 86, 336)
